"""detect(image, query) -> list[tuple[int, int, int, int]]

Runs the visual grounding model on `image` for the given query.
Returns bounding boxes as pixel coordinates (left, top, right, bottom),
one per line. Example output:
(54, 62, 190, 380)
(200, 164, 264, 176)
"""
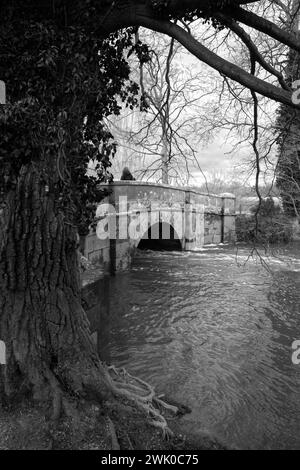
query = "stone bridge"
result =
(81, 181, 236, 272)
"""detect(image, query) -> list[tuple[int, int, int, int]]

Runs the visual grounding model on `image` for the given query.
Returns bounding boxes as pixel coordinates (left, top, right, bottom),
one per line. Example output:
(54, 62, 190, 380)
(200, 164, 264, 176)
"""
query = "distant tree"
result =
(108, 30, 209, 185)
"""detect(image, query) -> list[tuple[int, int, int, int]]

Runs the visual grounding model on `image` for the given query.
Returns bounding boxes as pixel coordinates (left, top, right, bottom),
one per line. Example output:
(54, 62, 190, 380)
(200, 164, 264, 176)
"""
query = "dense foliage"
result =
(0, 0, 149, 235)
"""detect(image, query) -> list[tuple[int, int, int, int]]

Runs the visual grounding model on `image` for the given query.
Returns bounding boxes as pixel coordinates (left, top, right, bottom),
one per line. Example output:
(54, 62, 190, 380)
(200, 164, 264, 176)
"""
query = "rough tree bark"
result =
(0, 157, 112, 410)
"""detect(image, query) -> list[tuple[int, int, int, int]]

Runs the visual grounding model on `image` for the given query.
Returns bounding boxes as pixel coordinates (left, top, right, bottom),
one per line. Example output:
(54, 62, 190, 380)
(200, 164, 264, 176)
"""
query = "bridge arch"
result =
(137, 221, 182, 251)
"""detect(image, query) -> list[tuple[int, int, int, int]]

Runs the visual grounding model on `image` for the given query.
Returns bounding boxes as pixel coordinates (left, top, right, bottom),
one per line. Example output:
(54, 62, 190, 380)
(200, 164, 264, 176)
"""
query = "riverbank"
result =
(0, 397, 226, 450)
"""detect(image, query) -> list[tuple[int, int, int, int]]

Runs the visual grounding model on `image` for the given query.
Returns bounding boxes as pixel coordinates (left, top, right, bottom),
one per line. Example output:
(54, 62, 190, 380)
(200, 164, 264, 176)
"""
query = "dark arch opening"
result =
(137, 221, 182, 251)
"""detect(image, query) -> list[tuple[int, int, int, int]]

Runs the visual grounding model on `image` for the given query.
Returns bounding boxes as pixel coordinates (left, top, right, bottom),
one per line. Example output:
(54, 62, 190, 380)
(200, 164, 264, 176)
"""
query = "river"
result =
(89, 243, 300, 450)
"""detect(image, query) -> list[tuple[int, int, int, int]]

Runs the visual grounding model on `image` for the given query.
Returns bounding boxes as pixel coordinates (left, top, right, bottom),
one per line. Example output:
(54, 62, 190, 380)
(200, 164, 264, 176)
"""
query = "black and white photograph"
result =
(1, 0, 300, 453)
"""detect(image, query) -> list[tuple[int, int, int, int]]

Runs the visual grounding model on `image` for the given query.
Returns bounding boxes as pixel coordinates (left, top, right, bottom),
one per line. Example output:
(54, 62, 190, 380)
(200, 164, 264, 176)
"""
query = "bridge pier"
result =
(81, 182, 236, 272)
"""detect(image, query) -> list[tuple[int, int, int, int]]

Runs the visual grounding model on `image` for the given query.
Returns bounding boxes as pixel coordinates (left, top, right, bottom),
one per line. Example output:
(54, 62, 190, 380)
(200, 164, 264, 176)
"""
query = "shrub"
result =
(236, 198, 293, 244)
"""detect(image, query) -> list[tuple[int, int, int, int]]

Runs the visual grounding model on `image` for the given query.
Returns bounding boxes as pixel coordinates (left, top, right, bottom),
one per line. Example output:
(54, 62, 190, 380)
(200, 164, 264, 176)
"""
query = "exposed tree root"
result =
(106, 365, 180, 440)
(4, 341, 185, 445)
(0, 355, 191, 450)
(41, 363, 177, 443)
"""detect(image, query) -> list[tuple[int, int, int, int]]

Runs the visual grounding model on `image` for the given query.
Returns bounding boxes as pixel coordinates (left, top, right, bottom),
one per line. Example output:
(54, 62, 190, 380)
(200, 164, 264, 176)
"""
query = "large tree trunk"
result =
(0, 159, 111, 408)
(0, 159, 178, 440)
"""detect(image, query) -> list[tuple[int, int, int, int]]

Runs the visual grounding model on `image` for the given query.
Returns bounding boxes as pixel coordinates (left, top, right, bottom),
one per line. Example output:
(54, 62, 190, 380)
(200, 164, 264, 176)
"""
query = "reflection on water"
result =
(87, 244, 300, 450)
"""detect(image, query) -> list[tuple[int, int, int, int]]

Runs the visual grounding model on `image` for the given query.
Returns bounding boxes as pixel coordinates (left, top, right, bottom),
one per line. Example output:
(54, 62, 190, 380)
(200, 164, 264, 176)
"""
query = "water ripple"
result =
(94, 243, 300, 449)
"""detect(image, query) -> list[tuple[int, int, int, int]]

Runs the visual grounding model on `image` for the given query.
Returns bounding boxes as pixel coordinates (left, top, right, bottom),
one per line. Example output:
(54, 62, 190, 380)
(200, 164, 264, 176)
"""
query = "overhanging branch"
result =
(228, 5, 300, 53)
(132, 16, 298, 108)
(214, 12, 290, 91)
(96, 1, 300, 108)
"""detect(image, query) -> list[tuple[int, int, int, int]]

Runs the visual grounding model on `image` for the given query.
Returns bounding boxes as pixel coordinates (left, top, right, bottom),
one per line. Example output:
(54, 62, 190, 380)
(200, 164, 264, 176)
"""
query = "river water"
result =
(92, 243, 300, 450)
